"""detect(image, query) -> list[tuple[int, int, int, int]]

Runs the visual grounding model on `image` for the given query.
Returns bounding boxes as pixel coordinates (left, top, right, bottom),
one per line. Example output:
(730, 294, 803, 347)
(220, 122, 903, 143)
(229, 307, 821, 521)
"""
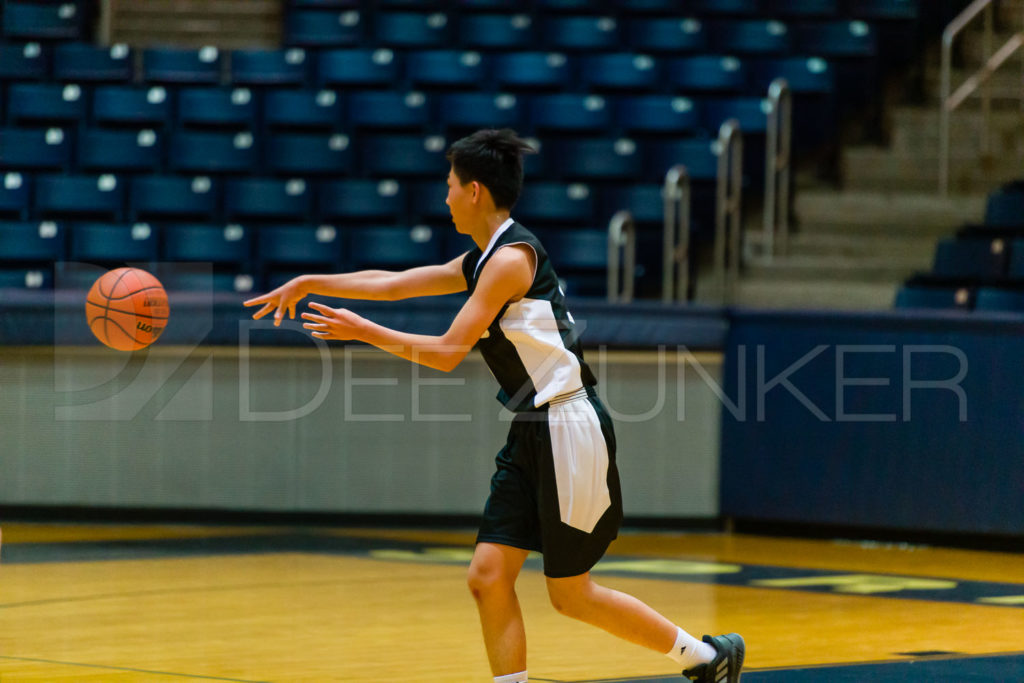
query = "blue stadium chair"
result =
(703, 97, 770, 134)
(649, 138, 719, 181)
(894, 285, 973, 310)
(796, 21, 877, 57)
(751, 57, 835, 93)
(515, 182, 595, 224)
(537, 228, 608, 297)
(158, 267, 255, 294)
(162, 223, 252, 265)
(36, 175, 125, 220)
(69, 222, 159, 264)
(264, 89, 343, 130)
(131, 175, 220, 221)
(361, 135, 448, 177)
(984, 187, 1024, 227)
(231, 48, 310, 86)
(580, 54, 662, 91)
(555, 138, 643, 180)
(317, 48, 401, 87)
(438, 93, 524, 132)
(0, 127, 71, 170)
(256, 224, 343, 269)
(534, 0, 593, 9)
(0, 42, 50, 81)
(459, 13, 535, 50)
(530, 94, 612, 132)
(627, 17, 708, 54)
(931, 238, 1007, 280)
(491, 52, 572, 90)
(77, 128, 162, 172)
(616, 96, 702, 135)
(603, 183, 664, 223)
(318, 179, 407, 221)
(461, 0, 520, 7)
(714, 20, 793, 55)
(0, 267, 52, 289)
(668, 55, 748, 92)
(177, 87, 258, 129)
(168, 131, 258, 174)
(143, 47, 222, 85)
(7, 83, 87, 125)
(0, 173, 32, 218)
(373, 12, 451, 48)
(975, 287, 1024, 312)
(265, 133, 354, 175)
(3, 1, 83, 40)
(92, 85, 173, 128)
(348, 91, 431, 130)
(349, 225, 442, 269)
(224, 178, 312, 222)
(609, 0, 679, 12)
(285, 9, 363, 46)
(0, 220, 65, 263)
(765, 0, 839, 17)
(544, 16, 620, 51)
(1010, 239, 1024, 279)
(406, 50, 486, 88)
(412, 182, 449, 221)
(850, 0, 917, 20)
(686, 0, 760, 15)
(53, 43, 133, 82)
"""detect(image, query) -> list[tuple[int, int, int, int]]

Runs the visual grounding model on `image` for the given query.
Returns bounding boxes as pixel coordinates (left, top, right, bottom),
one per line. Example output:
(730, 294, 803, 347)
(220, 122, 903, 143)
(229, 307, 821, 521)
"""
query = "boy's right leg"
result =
(467, 542, 531, 677)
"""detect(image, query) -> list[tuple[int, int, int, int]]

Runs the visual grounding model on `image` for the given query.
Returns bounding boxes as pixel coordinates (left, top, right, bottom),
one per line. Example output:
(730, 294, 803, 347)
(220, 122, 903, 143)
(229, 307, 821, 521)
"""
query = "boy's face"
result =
(445, 167, 474, 234)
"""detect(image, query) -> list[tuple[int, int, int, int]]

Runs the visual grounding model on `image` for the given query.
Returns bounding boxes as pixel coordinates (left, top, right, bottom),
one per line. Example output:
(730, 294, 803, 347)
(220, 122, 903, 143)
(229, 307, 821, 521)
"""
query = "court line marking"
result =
(0, 654, 268, 682)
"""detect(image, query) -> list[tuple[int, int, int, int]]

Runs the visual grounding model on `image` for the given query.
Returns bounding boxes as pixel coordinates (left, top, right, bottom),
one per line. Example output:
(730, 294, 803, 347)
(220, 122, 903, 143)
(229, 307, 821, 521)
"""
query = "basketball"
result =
(85, 267, 169, 351)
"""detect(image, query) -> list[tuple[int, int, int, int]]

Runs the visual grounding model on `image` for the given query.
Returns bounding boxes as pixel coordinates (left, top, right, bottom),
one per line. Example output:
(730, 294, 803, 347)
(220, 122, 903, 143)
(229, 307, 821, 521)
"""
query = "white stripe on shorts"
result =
(547, 397, 611, 534)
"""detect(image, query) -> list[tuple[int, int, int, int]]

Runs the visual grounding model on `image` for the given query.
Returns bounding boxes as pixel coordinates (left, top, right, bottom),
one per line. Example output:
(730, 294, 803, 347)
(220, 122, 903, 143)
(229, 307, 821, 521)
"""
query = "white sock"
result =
(665, 626, 716, 670)
(494, 670, 527, 683)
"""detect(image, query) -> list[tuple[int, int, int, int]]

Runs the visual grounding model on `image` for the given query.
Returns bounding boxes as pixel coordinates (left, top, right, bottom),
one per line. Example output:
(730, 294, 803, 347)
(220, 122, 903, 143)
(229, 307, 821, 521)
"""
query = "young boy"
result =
(244, 129, 745, 682)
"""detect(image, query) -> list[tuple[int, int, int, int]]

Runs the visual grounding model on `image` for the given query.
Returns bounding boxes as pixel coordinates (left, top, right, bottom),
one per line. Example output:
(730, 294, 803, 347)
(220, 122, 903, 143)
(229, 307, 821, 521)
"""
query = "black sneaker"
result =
(682, 633, 745, 683)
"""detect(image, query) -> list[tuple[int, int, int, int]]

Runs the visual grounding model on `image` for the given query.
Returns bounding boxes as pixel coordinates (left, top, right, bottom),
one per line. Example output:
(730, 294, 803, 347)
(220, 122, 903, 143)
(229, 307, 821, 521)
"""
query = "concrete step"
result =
(922, 66, 1024, 104)
(794, 190, 984, 233)
(745, 229, 940, 260)
(841, 146, 1022, 194)
(697, 277, 900, 311)
(740, 253, 925, 283)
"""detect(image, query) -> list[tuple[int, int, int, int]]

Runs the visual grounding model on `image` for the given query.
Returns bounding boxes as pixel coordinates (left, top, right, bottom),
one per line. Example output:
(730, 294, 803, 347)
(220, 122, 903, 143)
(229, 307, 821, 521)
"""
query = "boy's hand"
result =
(243, 277, 307, 327)
(301, 301, 365, 341)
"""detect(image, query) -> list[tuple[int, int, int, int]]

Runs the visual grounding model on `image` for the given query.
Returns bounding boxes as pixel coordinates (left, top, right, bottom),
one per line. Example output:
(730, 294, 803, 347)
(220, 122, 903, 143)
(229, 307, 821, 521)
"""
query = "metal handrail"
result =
(715, 119, 743, 304)
(661, 164, 691, 303)
(607, 210, 636, 303)
(939, 0, 1024, 195)
(763, 78, 792, 259)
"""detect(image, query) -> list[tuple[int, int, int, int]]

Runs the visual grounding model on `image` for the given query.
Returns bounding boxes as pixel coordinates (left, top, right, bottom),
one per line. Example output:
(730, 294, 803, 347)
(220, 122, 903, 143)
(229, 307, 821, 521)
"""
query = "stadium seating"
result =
(285, 9, 362, 47)
(53, 43, 133, 82)
(348, 226, 442, 269)
(491, 52, 572, 90)
(92, 85, 173, 128)
(347, 91, 431, 130)
(530, 94, 613, 133)
(615, 96, 702, 135)
(894, 285, 973, 311)
(544, 16, 621, 52)
(931, 238, 1007, 281)
(317, 48, 400, 87)
(437, 93, 524, 133)
(627, 17, 709, 54)
(361, 135, 448, 177)
(515, 182, 595, 224)
(35, 174, 125, 220)
(177, 88, 258, 129)
(224, 178, 312, 222)
(162, 223, 252, 265)
(458, 13, 534, 50)
(405, 50, 486, 88)
(668, 55, 748, 92)
(318, 179, 407, 222)
(69, 222, 159, 264)
(7, 83, 87, 125)
(231, 48, 310, 87)
(77, 128, 162, 173)
(265, 133, 353, 175)
(0, 127, 72, 170)
(0, 173, 31, 219)
(130, 175, 220, 221)
(143, 47, 222, 85)
(373, 12, 451, 48)
(0, 42, 50, 81)
(256, 224, 343, 269)
(263, 90, 343, 130)
(0, 220, 65, 263)
(579, 53, 662, 91)
(169, 131, 258, 174)
(3, 1, 83, 41)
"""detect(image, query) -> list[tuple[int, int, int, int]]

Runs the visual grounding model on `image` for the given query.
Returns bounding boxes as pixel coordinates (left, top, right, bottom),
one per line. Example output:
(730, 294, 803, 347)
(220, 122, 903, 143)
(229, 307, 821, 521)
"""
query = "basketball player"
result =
(244, 129, 744, 683)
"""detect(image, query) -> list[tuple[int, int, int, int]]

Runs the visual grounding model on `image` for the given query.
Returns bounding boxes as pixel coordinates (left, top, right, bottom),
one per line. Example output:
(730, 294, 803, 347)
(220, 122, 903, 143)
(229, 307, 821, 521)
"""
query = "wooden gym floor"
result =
(0, 523, 1022, 682)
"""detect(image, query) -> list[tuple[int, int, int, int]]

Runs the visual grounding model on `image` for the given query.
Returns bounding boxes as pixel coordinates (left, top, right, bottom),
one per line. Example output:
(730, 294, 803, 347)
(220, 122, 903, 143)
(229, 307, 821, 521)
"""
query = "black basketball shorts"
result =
(476, 388, 624, 578)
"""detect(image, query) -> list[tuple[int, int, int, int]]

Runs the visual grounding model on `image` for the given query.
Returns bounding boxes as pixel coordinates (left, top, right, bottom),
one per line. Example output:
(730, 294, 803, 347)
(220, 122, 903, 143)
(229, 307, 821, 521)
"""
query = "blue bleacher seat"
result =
(266, 133, 353, 175)
(1011, 239, 1024, 279)
(492, 52, 571, 90)
(406, 50, 486, 88)
(544, 16, 620, 51)
(3, 1, 83, 40)
(686, 0, 760, 15)
(177, 87, 258, 129)
(703, 97, 770, 133)
(765, 0, 839, 17)
(131, 175, 220, 221)
(231, 48, 310, 86)
(317, 48, 400, 87)
(0, 127, 71, 170)
(984, 187, 1024, 227)
(611, 0, 687, 13)
(537, 228, 609, 297)
(285, 9, 363, 46)
(796, 20, 877, 57)
(628, 17, 708, 54)
(515, 182, 595, 224)
(751, 57, 835, 93)
(257, 224, 343, 268)
(0, 173, 31, 218)
(168, 131, 258, 174)
(7, 83, 87, 125)
(348, 91, 431, 130)
(0, 220, 65, 263)
(932, 238, 1007, 281)
(580, 54, 662, 91)
(668, 55, 748, 92)
(0, 43, 50, 81)
(162, 223, 252, 264)
(264, 89, 342, 130)
(224, 178, 312, 221)
(603, 184, 664, 223)
(412, 182, 449, 221)
(649, 138, 720, 181)
(361, 135, 448, 177)
(0, 267, 51, 289)
(555, 138, 643, 180)
(69, 222, 159, 264)
(438, 93, 524, 133)
(975, 287, 1024, 312)
(459, 13, 534, 50)
(714, 20, 793, 55)
(36, 175, 125, 220)
(318, 179, 407, 221)
(92, 85, 172, 128)
(158, 267, 254, 294)
(349, 225, 442, 269)
(850, 0, 917, 20)
(53, 43, 133, 82)
(77, 128, 162, 172)
(530, 94, 612, 132)
(616, 96, 702, 135)
(894, 285, 973, 310)
(373, 12, 451, 48)
(143, 47, 222, 85)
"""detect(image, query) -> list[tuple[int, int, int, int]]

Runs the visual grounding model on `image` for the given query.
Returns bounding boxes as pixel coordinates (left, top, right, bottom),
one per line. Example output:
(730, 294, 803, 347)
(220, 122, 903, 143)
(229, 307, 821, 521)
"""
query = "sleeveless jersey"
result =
(461, 219, 597, 411)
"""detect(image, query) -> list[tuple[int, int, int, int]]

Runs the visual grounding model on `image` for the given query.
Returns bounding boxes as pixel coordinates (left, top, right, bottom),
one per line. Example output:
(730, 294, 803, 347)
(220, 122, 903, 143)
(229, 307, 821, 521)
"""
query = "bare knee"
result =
(467, 558, 514, 602)
(546, 577, 591, 619)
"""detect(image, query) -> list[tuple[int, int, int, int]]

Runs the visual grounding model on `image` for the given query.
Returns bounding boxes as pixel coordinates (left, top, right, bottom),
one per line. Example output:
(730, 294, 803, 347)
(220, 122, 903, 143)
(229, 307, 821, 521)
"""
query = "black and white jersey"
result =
(461, 219, 597, 411)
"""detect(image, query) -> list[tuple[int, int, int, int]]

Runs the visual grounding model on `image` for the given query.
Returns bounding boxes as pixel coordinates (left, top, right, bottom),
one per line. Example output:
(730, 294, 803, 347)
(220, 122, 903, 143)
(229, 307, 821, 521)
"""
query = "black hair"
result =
(446, 129, 536, 210)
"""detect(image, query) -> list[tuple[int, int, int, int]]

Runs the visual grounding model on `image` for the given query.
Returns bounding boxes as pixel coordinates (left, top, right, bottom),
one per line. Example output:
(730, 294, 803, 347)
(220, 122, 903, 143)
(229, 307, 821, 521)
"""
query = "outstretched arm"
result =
(243, 252, 469, 327)
(300, 245, 535, 372)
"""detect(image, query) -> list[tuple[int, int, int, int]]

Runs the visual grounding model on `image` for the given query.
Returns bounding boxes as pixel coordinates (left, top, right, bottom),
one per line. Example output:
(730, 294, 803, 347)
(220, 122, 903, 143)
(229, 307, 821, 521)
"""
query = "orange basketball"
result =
(85, 267, 169, 351)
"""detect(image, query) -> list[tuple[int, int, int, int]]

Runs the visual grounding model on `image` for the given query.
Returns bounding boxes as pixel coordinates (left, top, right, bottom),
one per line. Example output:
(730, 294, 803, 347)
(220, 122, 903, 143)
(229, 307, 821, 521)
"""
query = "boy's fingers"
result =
(251, 303, 275, 320)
